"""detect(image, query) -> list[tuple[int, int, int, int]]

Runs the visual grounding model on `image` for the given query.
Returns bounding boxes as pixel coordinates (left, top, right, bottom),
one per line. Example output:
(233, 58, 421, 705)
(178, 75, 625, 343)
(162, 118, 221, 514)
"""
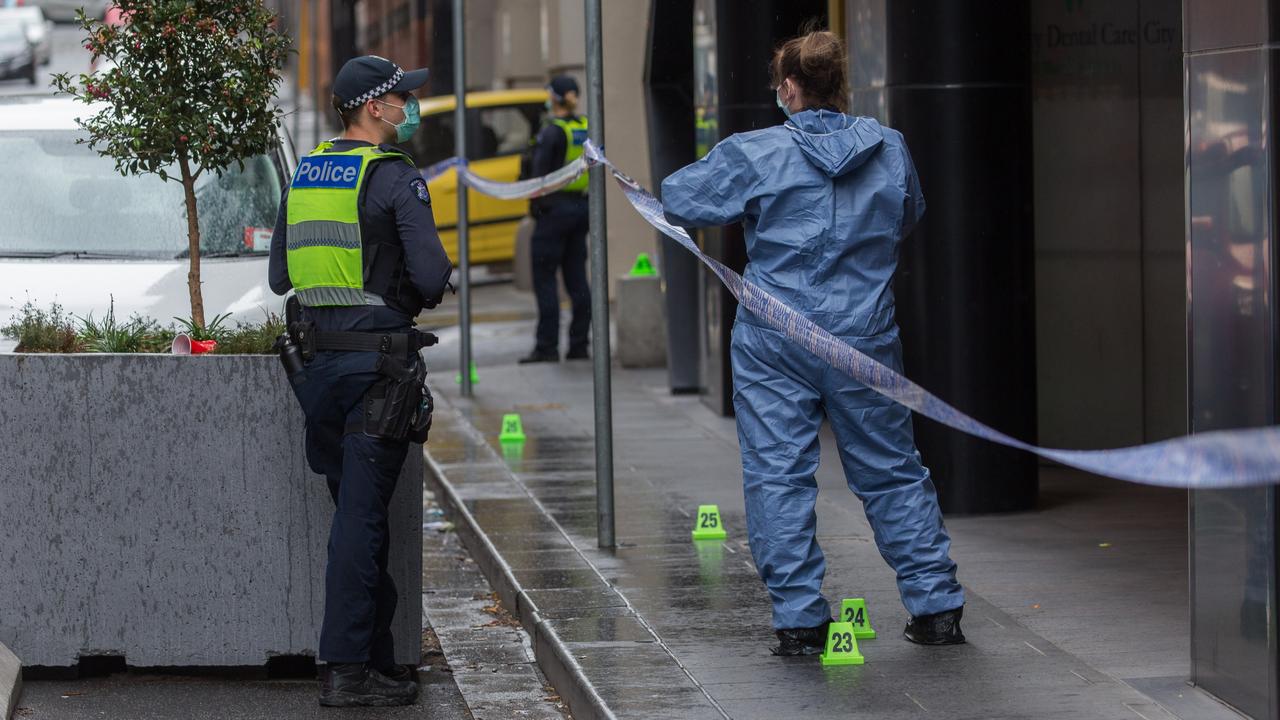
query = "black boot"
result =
(904, 606, 966, 645)
(565, 345, 589, 360)
(771, 619, 832, 656)
(319, 663, 418, 707)
(374, 664, 416, 683)
(518, 349, 559, 364)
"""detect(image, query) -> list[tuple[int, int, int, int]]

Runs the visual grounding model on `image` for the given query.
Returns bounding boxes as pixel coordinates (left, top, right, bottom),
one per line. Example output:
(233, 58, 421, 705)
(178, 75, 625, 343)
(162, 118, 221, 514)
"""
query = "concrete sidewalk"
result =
(425, 360, 1245, 720)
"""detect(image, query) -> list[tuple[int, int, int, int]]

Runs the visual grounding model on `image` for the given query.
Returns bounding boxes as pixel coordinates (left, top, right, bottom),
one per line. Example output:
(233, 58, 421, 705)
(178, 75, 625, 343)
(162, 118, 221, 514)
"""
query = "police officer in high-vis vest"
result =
(519, 75, 591, 364)
(267, 55, 452, 708)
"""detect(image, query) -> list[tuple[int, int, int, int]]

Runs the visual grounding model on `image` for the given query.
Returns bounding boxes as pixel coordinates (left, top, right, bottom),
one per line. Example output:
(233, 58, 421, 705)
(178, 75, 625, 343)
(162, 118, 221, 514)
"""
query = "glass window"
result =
(0, 20, 26, 45)
(475, 105, 538, 158)
(415, 112, 456, 167)
(0, 131, 283, 257)
(693, 0, 718, 159)
(410, 103, 543, 167)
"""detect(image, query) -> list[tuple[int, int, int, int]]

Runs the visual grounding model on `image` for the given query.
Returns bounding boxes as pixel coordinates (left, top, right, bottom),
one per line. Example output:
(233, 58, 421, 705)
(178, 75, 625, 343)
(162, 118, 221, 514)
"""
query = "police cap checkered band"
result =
(340, 67, 403, 111)
(333, 56, 429, 112)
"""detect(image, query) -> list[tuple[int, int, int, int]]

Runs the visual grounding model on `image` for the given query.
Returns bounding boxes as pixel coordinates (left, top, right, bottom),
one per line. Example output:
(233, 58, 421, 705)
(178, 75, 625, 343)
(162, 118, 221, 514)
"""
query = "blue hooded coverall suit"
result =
(661, 109, 965, 630)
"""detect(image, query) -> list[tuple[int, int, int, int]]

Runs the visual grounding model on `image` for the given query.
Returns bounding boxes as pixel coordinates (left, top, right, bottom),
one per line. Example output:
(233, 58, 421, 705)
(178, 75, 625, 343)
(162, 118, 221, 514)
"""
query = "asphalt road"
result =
(0, 23, 91, 98)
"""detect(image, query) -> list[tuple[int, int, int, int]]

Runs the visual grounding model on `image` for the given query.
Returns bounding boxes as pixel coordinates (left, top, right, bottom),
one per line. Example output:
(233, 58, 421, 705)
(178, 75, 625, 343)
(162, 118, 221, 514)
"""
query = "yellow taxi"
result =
(402, 88, 548, 265)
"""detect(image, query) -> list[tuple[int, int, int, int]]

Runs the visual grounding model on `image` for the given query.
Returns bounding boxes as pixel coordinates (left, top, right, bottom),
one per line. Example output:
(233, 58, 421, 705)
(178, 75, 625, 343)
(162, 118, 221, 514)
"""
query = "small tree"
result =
(54, 0, 291, 328)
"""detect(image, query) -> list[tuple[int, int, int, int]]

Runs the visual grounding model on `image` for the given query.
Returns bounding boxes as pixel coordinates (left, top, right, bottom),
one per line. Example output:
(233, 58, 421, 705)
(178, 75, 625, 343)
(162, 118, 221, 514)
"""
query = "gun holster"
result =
(280, 295, 434, 443)
(347, 353, 434, 443)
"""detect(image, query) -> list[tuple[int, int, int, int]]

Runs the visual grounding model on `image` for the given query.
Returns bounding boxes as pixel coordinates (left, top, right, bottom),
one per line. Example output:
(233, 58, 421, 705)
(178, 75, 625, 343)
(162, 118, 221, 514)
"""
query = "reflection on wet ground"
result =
(425, 364, 1222, 719)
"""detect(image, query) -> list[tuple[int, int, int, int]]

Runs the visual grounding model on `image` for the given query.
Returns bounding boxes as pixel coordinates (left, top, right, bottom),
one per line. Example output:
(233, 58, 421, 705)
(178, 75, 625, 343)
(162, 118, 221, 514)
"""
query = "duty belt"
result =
(296, 327, 438, 356)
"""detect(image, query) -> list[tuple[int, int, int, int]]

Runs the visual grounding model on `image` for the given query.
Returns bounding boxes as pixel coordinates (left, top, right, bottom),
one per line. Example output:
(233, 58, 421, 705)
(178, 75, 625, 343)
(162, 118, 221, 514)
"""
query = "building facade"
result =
(645, 1, 1280, 716)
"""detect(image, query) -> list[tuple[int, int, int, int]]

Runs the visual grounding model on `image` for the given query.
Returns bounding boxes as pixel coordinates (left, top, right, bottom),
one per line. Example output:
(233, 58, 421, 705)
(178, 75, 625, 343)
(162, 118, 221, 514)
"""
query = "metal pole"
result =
(584, 0, 614, 549)
(453, 0, 473, 398)
(309, 0, 319, 149)
(291, 0, 301, 144)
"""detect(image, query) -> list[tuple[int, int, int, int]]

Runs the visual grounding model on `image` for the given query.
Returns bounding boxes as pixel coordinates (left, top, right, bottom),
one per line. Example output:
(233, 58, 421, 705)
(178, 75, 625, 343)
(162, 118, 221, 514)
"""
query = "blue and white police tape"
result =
(421, 155, 590, 200)
(420, 156, 463, 181)
(424, 144, 1280, 489)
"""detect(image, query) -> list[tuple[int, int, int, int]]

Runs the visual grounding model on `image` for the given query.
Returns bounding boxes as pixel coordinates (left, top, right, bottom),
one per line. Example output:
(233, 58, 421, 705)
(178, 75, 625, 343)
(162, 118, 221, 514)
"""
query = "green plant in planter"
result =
(1, 300, 86, 353)
(77, 301, 167, 353)
(52, 0, 291, 330)
(174, 313, 231, 342)
(3, 300, 281, 354)
(213, 313, 286, 354)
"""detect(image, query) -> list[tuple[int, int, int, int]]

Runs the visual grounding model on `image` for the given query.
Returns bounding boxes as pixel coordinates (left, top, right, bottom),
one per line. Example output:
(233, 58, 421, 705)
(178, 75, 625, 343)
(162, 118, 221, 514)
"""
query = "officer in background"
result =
(268, 55, 452, 707)
(519, 75, 591, 364)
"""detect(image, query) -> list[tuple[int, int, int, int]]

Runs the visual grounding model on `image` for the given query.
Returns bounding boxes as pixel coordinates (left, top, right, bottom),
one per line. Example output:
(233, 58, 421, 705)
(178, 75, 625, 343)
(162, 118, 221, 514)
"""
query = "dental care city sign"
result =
(1032, 20, 1178, 51)
(292, 155, 363, 189)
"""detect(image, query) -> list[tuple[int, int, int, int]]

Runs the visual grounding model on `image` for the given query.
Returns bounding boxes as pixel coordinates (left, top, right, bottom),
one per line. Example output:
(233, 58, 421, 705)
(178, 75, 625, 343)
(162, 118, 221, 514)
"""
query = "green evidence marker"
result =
(455, 361, 479, 385)
(821, 621, 865, 666)
(691, 504, 727, 541)
(629, 252, 658, 277)
(840, 598, 876, 639)
(499, 413, 526, 443)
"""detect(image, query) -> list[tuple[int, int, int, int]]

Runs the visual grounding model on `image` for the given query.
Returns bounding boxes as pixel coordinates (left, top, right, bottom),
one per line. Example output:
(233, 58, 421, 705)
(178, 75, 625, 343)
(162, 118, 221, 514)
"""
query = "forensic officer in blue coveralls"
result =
(268, 55, 452, 707)
(663, 30, 965, 656)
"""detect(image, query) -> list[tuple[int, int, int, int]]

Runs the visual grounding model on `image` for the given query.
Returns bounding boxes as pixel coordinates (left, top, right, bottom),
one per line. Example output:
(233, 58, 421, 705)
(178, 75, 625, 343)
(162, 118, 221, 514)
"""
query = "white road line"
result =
(1023, 640, 1047, 656)
(905, 692, 928, 712)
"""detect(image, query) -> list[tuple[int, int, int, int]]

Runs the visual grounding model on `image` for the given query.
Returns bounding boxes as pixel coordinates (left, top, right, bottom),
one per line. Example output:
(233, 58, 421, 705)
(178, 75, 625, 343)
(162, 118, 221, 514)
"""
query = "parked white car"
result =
(0, 18, 34, 84)
(0, 95, 296, 350)
(0, 7, 51, 65)
(26, 0, 107, 22)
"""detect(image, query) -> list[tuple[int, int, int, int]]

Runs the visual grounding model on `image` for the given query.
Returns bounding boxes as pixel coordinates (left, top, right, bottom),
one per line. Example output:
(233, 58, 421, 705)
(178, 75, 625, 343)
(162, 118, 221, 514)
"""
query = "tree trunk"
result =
(178, 155, 205, 329)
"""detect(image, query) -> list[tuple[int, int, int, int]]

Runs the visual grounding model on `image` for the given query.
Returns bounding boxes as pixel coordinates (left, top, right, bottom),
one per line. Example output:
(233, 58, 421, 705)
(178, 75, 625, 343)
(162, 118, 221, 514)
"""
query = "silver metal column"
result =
(584, 0, 614, 549)
(290, 0, 301, 144)
(453, 0, 472, 398)
(308, 0, 319, 149)
(1186, 1, 1280, 715)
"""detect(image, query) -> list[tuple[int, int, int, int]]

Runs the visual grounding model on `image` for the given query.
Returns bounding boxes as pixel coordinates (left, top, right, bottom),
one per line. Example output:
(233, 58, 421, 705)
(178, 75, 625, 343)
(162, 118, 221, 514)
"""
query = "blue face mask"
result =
(776, 88, 792, 119)
(378, 95, 421, 143)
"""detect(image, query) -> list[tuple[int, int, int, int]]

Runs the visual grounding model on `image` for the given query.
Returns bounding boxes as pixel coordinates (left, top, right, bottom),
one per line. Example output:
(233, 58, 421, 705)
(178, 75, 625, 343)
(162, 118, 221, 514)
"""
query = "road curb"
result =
(0, 640, 22, 720)
(423, 441, 617, 720)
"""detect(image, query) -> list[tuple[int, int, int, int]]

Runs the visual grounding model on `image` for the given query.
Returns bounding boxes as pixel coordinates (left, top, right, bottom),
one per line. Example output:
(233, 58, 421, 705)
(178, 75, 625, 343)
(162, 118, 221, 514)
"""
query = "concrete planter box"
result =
(0, 355, 422, 668)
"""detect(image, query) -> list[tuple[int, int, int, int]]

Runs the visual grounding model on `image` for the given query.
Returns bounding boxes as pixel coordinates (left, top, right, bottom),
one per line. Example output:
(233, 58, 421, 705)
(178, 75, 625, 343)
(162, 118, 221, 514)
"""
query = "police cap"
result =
(334, 56, 429, 112)
(548, 75, 579, 100)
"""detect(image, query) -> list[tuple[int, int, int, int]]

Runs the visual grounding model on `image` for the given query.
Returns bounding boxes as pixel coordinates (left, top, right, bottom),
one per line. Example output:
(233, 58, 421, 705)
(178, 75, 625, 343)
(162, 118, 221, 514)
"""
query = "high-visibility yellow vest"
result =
(549, 116, 588, 193)
(285, 143, 413, 307)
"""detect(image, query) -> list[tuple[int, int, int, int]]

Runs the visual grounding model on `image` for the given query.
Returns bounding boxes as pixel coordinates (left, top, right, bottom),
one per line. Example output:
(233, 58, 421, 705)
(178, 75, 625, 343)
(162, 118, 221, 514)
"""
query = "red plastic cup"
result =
(171, 334, 218, 355)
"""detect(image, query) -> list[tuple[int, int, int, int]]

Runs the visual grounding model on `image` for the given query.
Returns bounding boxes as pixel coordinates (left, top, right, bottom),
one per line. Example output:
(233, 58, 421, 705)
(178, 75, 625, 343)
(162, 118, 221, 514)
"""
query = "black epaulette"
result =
(379, 143, 416, 163)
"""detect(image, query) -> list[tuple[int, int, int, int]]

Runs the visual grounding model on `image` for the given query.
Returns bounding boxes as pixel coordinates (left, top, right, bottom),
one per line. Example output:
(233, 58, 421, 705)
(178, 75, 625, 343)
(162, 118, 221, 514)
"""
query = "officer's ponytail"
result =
(771, 28, 849, 114)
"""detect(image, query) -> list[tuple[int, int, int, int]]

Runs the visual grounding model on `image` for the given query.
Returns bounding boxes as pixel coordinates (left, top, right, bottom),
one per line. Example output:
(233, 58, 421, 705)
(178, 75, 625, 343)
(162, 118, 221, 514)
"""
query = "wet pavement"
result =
(421, 489, 571, 720)
(425, 360, 1246, 720)
(419, 280, 542, 375)
(14, 670, 470, 720)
